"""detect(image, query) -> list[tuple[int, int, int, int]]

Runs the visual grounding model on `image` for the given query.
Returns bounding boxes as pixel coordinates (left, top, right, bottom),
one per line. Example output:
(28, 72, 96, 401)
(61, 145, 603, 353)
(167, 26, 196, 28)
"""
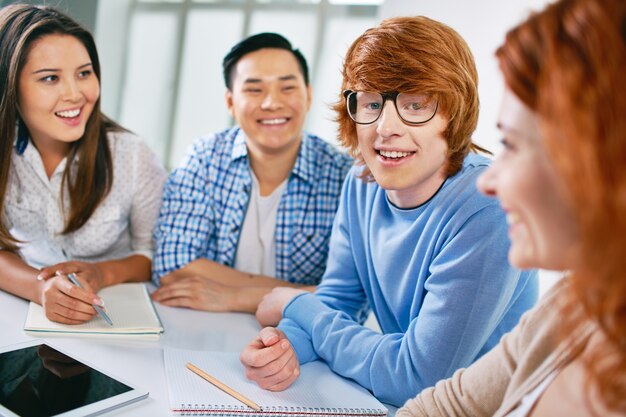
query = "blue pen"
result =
(66, 272, 114, 326)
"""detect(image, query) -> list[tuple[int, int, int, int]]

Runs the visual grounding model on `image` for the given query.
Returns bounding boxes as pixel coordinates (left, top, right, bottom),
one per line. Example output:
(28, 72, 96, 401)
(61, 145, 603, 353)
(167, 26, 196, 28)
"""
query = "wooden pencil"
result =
(186, 362, 261, 411)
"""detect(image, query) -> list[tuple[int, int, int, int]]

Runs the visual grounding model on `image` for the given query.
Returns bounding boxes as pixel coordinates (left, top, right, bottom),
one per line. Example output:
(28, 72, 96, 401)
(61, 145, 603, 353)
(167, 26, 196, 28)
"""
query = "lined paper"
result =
(164, 348, 387, 416)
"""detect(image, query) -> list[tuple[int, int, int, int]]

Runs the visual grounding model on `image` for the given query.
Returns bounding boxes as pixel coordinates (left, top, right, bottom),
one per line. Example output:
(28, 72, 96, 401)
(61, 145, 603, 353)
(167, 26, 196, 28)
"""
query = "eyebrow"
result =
(32, 62, 93, 75)
(496, 122, 517, 134)
(497, 121, 537, 143)
(242, 74, 298, 84)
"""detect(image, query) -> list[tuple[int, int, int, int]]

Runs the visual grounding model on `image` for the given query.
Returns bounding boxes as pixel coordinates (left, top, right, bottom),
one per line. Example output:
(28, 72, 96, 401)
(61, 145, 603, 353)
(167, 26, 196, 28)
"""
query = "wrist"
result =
(234, 286, 268, 313)
(94, 263, 113, 288)
(35, 276, 46, 305)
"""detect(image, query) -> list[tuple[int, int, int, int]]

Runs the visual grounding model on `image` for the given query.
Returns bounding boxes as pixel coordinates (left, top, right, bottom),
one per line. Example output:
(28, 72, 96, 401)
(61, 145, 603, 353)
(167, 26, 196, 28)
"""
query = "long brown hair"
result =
(334, 16, 489, 180)
(0, 4, 122, 251)
(498, 0, 626, 412)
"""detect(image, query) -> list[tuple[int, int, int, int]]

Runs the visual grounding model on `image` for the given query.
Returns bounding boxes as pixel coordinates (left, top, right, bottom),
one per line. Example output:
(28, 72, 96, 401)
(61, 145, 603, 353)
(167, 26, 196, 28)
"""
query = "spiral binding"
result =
(173, 404, 387, 416)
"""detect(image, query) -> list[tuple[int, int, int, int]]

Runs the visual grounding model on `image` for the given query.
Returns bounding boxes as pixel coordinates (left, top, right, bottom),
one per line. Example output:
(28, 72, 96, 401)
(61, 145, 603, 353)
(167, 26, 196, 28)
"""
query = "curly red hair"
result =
(334, 16, 487, 179)
(497, 0, 626, 412)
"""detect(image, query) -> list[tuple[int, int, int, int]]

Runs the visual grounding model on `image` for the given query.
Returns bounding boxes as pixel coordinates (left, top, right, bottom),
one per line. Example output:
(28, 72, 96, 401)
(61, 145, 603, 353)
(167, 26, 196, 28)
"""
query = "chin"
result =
(371, 176, 398, 191)
(508, 252, 540, 270)
(367, 169, 396, 188)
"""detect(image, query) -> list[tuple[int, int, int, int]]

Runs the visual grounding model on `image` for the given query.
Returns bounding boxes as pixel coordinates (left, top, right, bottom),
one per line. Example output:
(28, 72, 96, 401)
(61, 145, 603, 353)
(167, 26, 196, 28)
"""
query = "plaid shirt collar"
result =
(230, 128, 314, 184)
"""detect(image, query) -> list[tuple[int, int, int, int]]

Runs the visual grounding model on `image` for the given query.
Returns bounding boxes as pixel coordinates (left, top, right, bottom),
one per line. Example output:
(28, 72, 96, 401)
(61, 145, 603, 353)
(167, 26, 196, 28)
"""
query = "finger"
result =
(53, 290, 98, 317)
(46, 308, 95, 325)
(159, 272, 180, 286)
(253, 352, 299, 390)
(265, 365, 300, 391)
(242, 335, 292, 368)
(53, 277, 102, 308)
(37, 267, 58, 281)
(53, 263, 82, 278)
(47, 304, 96, 323)
(42, 288, 97, 323)
(156, 296, 195, 308)
(151, 283, 195, 302)
(246, 342, 296, 380)
(240, 335, 273, 367)
(259, 327, 283, 346)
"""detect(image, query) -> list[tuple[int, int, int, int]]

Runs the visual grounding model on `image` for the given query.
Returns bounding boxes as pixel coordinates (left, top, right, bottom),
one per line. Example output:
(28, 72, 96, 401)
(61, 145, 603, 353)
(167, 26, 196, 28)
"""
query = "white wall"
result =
(94, 0, 132, 121)
(379, 0, 550, 154)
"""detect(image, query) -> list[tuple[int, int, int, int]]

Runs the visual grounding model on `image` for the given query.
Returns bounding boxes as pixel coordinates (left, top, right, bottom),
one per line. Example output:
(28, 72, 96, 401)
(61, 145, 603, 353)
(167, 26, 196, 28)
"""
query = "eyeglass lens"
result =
(347, 91, 437, 125)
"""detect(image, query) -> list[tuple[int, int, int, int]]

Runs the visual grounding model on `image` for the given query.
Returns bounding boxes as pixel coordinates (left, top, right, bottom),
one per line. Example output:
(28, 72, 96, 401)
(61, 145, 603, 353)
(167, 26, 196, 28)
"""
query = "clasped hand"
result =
(240, 327, 300, 391)
(37, 261, 106, 325)
(151, 273, 238, 311)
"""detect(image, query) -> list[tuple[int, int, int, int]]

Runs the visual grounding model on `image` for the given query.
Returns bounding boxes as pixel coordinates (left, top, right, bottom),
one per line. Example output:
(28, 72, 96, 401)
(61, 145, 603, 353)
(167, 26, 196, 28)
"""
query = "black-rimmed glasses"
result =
(344, 90, 438, 125)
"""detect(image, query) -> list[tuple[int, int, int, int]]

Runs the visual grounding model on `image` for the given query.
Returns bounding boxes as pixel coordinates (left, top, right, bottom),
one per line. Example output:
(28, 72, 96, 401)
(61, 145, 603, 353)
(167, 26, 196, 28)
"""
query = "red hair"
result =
(498, 0, 626, 412)
(334, 16, 488, 180)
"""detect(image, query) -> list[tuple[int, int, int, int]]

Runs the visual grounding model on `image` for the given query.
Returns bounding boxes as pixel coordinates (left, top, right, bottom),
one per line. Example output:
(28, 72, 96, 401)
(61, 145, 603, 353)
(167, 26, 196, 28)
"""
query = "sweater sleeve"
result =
(397, 315, 526, 417)
(280, 200, 534, 407)
(279, 172, 369, 364)
(397, 284, 568, 417)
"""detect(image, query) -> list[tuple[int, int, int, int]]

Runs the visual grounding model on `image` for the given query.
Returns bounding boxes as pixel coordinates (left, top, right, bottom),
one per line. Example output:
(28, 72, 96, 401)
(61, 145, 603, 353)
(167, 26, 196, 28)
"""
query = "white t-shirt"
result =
(234, 170, 288, 277)
(4, 131, 167, 269)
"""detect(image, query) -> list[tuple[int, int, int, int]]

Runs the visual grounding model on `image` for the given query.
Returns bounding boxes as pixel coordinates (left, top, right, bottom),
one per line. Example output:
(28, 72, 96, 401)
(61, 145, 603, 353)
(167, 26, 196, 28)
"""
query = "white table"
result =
(0, 289, 396, 416)
(0, 288, 262, 416)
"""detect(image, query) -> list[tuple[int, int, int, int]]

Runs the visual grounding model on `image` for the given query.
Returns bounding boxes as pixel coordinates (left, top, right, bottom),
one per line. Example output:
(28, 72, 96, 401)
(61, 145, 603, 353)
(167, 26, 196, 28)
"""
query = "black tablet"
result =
(0, 340, 148, 417)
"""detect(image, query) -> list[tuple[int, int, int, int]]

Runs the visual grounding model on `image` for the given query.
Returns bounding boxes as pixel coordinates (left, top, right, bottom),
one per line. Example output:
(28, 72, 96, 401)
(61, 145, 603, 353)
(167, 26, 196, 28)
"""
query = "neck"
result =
(30, 137, 70, 179)
(247, 139, 301, 197)
(386, 171, 447, 209)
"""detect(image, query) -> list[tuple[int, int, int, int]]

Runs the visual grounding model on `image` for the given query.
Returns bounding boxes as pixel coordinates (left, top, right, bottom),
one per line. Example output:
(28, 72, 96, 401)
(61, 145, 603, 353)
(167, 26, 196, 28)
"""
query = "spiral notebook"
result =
(164, 348, 388, 416)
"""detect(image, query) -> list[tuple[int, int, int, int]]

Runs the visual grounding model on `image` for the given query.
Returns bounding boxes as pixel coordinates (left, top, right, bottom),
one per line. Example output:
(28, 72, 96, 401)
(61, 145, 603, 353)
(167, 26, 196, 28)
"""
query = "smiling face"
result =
(477, 88, 578, 270)
(18, 33, 100, 153)
(225, 48, 311, 159)
(356, 94, 449, 209)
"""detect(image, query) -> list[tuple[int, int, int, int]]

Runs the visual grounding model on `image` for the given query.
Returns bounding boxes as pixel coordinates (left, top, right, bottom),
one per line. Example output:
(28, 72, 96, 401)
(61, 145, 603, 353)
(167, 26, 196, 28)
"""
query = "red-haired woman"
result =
(399, 0, 626, 415)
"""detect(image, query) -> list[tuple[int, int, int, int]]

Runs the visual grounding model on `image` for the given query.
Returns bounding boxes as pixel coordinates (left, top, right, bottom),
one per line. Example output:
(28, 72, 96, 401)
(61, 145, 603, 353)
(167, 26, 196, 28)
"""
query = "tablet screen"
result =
(0, 343, 134, 417)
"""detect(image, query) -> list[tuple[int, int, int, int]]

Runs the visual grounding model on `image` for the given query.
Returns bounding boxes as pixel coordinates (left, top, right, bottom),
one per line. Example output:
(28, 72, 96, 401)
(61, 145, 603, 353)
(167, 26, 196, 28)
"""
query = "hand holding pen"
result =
(66, 273, 114, 325)
(36, 262, 109, 325)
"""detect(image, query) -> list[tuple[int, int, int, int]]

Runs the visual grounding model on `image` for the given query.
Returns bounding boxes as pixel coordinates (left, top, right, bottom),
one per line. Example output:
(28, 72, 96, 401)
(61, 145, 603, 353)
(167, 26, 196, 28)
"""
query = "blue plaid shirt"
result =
(152, 127, 353, 285)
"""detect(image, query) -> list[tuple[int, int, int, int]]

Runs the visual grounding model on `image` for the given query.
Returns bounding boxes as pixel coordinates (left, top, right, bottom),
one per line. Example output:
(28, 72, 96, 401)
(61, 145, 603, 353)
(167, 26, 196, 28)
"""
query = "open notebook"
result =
(164, 348, 388, 416)
(24, 283, 163, 339)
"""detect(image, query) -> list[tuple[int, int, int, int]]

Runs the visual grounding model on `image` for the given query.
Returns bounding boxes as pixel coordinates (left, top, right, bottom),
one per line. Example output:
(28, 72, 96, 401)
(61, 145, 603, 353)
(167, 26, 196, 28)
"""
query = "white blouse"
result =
(4, 131, 167, 269)
(504, 370, 559, 417)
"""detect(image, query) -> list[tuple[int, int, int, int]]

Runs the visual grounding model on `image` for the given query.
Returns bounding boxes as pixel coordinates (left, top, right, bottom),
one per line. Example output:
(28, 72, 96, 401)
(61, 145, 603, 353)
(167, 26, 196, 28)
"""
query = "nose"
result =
(476, 163, 498, 198)
(61, 78, 81, 102)
(375, 99, 404, 138)
(261, 88, 284, 111)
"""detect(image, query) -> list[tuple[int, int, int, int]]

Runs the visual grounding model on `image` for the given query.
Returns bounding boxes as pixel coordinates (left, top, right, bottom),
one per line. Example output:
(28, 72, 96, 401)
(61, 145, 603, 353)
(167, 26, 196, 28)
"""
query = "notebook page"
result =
(24, 283, 163, 334)
(164, 348, 387, 416)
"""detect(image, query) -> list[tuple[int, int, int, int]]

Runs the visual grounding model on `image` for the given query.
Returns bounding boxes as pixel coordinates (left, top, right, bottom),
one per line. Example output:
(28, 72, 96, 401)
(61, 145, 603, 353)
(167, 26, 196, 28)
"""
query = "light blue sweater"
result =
(278, 153, 538, 407)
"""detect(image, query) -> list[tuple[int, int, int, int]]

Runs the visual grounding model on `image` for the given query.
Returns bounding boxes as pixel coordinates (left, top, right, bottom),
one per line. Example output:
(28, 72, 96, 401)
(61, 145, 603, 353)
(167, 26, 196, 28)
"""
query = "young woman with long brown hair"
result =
(0, 4, 166, 324)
